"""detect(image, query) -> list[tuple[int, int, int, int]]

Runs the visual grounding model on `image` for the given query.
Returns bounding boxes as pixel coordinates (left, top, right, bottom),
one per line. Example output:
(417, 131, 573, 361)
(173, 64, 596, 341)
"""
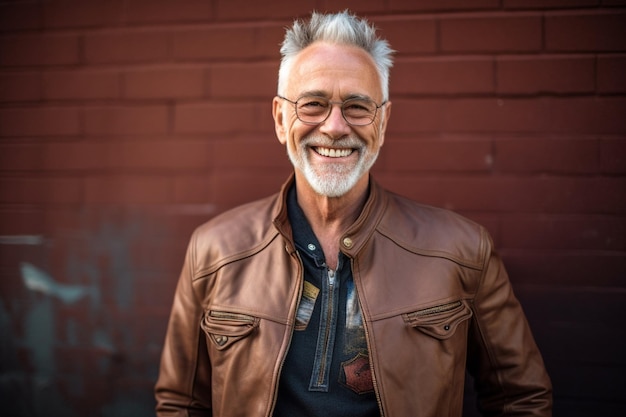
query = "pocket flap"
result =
(201, 310, 260, 350)
(402, 300, 472, 340)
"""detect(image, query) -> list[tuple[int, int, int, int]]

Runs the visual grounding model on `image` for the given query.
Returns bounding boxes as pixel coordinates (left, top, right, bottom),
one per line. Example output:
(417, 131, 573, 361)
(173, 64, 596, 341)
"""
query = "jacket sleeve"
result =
(467, 229, 553, 417)
(155, 231, 213, 416)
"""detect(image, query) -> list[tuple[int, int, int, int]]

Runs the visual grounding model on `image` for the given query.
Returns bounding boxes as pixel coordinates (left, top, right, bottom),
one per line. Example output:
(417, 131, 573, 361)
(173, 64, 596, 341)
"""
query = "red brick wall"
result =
(0, 1, 624, 416)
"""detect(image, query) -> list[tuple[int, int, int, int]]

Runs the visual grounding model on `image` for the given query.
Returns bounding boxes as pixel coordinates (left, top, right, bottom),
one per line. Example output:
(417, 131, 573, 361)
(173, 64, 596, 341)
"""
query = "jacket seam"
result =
(471, 226, 510, 414)
(192, 231, 281, 281)
(187, 228, 203, 412)
(375, 228, 483, 270)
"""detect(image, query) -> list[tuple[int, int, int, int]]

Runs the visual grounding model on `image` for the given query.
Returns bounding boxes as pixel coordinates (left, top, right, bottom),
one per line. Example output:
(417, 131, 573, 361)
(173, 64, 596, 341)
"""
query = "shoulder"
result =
(188, 193, 281, 274)
(377, 190, 490, 268)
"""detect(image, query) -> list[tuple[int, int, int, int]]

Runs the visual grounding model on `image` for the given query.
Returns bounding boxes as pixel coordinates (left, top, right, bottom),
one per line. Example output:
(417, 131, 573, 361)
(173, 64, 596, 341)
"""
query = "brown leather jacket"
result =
(155, 176, 552, 416)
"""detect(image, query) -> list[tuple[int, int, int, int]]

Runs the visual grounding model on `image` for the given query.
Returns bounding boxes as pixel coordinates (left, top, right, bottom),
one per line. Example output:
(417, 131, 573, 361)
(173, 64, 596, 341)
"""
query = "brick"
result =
(173, 174, 213, 205)
(545, 11, 626, 52)
(173, 27, 259, 60)
(212, 138, 292, 170)
(84, 105, 169, 136)
(125, 0, 213, 24)
(256, 102, 276, 133)
(0, 72, 41, 102)
(39, 142, 106, 171)
(43, 0, 125, 28)
(0, 34, 79, 67)
(0, 106, 81, 137)
(0, 2, 41, 31)
(84, 175, 172, 204)
(108, 140, 212, 171)
(444, 98, 550, 133)
(84, 31, 169, 64)
(216, 0, 316, 20)
(495, 137, 599, 174)
(319, 0, 389, 14)
(597, 55, 626, 93)
(548, 97, 626, 134)
(0, 144, 42, 171)
(390, 97, 626, 135)
(252, 25, 288, 59)
(497, 55, 595, 94)
(501, 249, 624, 286)
(210, 63, 278, 98)
(504, 0, 599, 8)
(0, 177, 82, 204)
(210, 171, 289, 208)
(380, 137, 493, 172)
(123, 66, 205, 99)
(0, 208, 45, 235)
(374, 18, 437, 54)
(376, 175, 626, 214)
(391, 57, 494, 95)
(600, 138, 626, 174)
(174, 102, 257, 134)
(386, 99, 446, 133)
(441, 15, 542, 52)
(43, 69, 121, 100)
(500, 214, 624, 250)
(389, 0, 499, 11)
(447, 97, 626, 134)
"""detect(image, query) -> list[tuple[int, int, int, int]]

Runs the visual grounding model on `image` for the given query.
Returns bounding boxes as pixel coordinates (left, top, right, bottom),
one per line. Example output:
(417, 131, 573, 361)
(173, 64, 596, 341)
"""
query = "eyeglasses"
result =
(277, 95, 386, 126)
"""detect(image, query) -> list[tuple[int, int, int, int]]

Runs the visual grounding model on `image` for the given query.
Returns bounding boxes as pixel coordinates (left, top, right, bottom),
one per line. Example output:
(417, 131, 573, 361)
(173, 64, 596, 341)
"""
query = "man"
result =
(155, 10, 552, 417)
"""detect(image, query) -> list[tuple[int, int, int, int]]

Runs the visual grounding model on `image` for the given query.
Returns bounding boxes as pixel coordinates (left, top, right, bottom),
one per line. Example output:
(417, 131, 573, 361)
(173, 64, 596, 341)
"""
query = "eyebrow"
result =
(297, 90, 373, 101)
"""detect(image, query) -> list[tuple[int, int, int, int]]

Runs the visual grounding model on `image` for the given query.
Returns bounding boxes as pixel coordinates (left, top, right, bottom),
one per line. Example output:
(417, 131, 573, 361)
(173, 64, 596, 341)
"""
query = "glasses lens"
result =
(296, 96, 330, 124)
(294, 95, 378, 126)
(342, 99, 377, 126)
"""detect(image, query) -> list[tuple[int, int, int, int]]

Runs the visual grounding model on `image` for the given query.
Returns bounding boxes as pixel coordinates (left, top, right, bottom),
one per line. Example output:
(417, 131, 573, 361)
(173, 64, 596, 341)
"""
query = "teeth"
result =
(315, 147, 353, 158)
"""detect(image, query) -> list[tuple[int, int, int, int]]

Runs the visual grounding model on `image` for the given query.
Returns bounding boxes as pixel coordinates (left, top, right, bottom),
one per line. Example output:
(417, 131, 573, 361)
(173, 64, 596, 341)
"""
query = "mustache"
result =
(300, 135, 365, 149)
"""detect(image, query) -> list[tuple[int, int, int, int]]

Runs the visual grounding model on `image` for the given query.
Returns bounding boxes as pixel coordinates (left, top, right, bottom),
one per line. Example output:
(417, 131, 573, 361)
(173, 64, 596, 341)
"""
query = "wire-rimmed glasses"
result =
(277, 95, 386, 126)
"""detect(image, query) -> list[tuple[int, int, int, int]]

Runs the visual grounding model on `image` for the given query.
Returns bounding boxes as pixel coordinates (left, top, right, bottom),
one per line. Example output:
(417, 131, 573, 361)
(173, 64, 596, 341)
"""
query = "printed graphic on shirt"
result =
(340, 353, 374, 394)
(340, 280, 374, 394)
(295, 280, 320, 331)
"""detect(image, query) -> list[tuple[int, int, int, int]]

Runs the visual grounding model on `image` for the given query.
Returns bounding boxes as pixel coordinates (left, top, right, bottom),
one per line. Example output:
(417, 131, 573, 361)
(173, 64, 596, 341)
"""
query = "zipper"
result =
(316, 267, 336, 386)
(209, 310, 256, 323)
(407, 301, 462, 318)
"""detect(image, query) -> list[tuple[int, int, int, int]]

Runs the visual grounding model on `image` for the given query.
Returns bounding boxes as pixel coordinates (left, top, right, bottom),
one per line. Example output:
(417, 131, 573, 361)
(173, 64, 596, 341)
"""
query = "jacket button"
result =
(342, 237, 353, 248)
(215, 335, 228, 346)
(444, 325, 450, 331)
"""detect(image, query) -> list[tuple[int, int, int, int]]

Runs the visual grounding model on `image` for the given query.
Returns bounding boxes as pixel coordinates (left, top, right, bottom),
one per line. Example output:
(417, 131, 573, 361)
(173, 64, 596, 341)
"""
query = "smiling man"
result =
(155, 11, 552, 417)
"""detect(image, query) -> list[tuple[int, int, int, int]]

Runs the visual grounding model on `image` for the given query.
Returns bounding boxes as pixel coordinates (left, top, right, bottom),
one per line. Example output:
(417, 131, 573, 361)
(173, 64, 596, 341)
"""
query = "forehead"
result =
(287, 42, 382, 99)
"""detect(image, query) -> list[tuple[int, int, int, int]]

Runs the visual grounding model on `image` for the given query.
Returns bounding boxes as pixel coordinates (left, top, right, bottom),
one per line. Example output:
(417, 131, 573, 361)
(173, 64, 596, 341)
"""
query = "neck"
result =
(294, 173, 369, 269)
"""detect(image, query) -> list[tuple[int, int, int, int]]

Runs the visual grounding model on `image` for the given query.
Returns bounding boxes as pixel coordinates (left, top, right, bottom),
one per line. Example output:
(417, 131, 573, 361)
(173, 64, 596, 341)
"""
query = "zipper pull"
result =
(328, 268, 336, 286)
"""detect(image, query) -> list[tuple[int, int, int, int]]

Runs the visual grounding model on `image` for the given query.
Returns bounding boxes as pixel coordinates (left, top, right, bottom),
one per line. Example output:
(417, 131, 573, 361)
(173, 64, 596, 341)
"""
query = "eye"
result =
(343, 99, 375, 114)
(297, 97, 329, 114)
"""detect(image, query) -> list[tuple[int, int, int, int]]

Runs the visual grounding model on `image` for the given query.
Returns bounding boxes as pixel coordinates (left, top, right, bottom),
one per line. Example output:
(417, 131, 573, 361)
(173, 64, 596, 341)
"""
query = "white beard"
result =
(286, 134, 379, 198)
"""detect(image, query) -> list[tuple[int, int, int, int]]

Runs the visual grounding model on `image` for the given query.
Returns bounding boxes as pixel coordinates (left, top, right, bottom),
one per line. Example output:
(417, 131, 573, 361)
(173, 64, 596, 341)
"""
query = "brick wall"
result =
(0, 1, 624, 416)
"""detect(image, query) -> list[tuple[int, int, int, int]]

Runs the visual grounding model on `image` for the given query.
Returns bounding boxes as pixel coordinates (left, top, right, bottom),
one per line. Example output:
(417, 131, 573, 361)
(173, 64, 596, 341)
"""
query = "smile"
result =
(313, 147, 354, 158)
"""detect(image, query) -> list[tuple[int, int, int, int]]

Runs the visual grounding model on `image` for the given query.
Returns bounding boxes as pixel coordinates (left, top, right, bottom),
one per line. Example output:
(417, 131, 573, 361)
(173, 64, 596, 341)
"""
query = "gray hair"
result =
(278, 10, 394, 101)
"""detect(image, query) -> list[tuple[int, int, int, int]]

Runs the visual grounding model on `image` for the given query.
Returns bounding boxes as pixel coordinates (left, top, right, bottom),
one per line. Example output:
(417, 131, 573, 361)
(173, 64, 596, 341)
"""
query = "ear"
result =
(378, 101, 392, 148)
(272, 97, 287, 145)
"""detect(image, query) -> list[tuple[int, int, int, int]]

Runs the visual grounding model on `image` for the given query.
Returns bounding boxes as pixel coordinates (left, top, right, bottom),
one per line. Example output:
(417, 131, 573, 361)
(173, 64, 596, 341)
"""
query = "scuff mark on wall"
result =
(20, 263, 97, 305)
(0, 235, 44, 245)
(2, 208, 165, 416)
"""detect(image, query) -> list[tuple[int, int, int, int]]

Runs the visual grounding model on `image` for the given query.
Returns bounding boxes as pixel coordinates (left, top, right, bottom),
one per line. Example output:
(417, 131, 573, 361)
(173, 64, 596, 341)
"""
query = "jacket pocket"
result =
(402, 300, 472, 340)
(201, 310, 260, 350)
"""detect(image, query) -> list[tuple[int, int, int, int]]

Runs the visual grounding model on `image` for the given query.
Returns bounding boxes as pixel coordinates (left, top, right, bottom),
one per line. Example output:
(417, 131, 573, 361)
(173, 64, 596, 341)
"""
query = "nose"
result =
(318, 103, 351, 138)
